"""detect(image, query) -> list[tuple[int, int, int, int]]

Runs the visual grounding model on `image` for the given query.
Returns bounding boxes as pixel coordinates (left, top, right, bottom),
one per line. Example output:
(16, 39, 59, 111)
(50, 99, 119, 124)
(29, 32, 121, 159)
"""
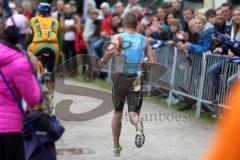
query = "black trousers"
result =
(0, 133, 25, 160)
(63, 40, 78, 75)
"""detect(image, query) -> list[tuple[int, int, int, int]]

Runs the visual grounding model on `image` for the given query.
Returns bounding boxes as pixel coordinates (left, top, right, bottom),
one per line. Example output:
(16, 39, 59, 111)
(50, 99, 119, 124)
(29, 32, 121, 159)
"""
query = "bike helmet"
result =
(37, 2, 51, 16)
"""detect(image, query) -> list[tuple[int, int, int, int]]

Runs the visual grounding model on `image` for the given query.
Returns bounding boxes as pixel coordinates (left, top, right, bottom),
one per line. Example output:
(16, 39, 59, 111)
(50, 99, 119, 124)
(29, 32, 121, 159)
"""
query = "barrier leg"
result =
(168, 47, 178, 107)
(168, 91, 173, 106)
(196, 54, 207, 118)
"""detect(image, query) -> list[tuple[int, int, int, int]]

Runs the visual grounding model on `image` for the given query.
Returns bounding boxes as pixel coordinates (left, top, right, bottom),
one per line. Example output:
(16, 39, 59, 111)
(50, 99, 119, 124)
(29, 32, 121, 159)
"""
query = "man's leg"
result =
(111, 74, 126, 156)
(208, 61, 224, 97)
(112, 111, 123, 148)
(129, 112, 140, 125)
(63, 41, 71, 75)
(128, 86, 144, 148)
(93, 38, 104, 58)
(227, 73, 240, 89)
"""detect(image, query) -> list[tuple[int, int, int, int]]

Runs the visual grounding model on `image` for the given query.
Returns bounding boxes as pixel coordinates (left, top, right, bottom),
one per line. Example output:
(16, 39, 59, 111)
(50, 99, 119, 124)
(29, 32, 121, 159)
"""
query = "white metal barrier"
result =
(157, 47, 239, 117)
(102, 46, 239, 118)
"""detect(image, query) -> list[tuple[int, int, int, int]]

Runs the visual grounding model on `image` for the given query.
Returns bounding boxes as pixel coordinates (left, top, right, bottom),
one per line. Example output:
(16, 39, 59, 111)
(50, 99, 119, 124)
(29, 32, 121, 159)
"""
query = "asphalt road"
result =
(54, 80, 213, 160)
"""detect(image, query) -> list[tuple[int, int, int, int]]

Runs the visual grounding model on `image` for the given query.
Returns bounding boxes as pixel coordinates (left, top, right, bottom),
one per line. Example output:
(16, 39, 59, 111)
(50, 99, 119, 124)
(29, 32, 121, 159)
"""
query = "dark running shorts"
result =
(112, 74, 143, 113)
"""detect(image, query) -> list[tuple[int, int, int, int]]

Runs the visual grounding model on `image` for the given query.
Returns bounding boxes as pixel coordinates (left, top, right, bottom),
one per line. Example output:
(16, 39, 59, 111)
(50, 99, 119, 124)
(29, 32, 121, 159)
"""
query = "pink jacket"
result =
(0, 42, 41, 133)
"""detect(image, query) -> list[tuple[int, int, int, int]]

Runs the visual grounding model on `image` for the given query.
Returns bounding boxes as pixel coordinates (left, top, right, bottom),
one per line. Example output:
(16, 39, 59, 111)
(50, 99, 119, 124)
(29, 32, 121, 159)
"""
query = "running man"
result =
(99, 12, 156, 156)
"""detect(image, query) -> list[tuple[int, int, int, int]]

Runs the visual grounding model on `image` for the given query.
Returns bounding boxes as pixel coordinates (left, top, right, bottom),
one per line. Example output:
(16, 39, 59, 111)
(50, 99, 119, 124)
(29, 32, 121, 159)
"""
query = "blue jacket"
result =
(188, 22, 214, 54)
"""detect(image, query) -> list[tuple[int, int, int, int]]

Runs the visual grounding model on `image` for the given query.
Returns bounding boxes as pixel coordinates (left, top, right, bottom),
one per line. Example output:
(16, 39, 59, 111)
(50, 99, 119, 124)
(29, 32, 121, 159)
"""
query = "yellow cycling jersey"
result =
(31, 15, 59, 43)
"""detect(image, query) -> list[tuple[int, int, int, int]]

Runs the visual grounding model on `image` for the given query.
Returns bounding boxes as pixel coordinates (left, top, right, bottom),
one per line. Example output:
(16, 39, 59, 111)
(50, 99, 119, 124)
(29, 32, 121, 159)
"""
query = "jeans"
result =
(227, 73, 240, 88)
(87, 37, 99, 56)
(93, 37, 110, 58)
(208, 61, 224, 94)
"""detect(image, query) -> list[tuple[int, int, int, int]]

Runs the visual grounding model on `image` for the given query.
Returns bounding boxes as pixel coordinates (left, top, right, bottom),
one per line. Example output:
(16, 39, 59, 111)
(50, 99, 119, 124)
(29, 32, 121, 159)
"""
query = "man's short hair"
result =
(162, 2, 172, 9)
(123, 12, 138, 29)
(221, 2, 233, 10)
(183, 7, 194, 14)
(90, 9, 99, 15)
(216, 7, 222, 12)
(112, 13, 121, 18)
(205, 9, 216, 18)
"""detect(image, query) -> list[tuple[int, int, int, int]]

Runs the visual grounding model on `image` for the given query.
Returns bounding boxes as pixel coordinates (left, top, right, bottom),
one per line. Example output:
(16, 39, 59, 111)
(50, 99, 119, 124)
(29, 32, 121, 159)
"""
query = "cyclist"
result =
(28, 2, 62, 73)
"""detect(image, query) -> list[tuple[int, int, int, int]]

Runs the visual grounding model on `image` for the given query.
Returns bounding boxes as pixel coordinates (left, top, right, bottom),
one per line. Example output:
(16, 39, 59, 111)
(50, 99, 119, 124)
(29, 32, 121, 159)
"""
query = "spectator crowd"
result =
(0, 0, 240, 112)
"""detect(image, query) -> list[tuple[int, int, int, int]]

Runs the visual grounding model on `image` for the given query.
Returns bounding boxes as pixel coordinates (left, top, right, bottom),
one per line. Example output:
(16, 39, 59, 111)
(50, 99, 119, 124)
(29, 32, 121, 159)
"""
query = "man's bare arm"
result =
(99, 34, 120, 68)
(145, 38, 156, 63)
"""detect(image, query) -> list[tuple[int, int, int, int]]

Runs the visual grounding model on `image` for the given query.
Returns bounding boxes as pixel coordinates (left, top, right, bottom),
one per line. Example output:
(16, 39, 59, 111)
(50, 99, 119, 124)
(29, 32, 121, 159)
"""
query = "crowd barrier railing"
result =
(102, 46, 239, 118)
(155, 47, 239, 117)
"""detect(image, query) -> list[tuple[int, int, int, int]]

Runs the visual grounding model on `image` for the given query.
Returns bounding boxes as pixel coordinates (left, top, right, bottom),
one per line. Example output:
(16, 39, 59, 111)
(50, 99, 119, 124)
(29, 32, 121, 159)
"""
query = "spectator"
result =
(205, 9, 216, 25)
(69, 0, 78, 15)
(208, 7, 240, 102)
(52, 0, 65, 21)
(177, 17, 201, 111)
(111, 13, 123, 35)
(182, 7, 194, 30)
(221, 2, 233, 35)
(52, 0, 65, 76)
(60, 3, 79, 75)
(0, 26, 41, 160)
(93, 2, 112, 58)
(214, 7, 226, 34)
(144, 16, 168, 41)
(156, 6, 169, 32)
(166, 13, 179, 27)
(5, 7, 31, 40)
(147, 18, 179, 48)
(114, 2, 124, 17)
(141, 10, 154, 27)
(171, 0, 182, 19)
(211, 8, 226, 52)
(227, 8, 240, 90)
(142, 5, 150, 17)
(167, 18, 181, 42)
(75, 19, 88, 77)
(181, 7, 197, 43)
(179, 15, 214, 54)
(213, 3, 233, 54)
(30, 0, 38, 17)
(75, 20, 87, 54)
(228, 8, 240, 57)
(83, 0, 96, 55)
(124, 0, 142, 16)
(186, 18, 199, 43)
(162, 2, 173, 15)
(22, 1, 31, 19)
(88, 9, 101, 55)
(16, 4, 24, 15)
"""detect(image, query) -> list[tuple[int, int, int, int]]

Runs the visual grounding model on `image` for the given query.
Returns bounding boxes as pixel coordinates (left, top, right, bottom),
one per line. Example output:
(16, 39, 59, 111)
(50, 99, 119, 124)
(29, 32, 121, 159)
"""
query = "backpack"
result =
(31, 16, 59, 43)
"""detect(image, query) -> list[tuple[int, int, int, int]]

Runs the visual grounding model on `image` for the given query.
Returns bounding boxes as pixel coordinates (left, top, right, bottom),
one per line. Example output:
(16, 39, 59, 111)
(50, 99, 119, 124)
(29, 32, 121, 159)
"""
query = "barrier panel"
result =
(149, 46, 175, 91)
(102, 46, 239, 118)
(166, 48, 239, 117)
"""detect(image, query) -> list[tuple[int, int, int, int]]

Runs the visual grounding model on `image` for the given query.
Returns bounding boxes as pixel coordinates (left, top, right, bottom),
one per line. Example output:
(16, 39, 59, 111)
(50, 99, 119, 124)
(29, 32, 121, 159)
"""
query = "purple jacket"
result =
(0, 42, 41, 133)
